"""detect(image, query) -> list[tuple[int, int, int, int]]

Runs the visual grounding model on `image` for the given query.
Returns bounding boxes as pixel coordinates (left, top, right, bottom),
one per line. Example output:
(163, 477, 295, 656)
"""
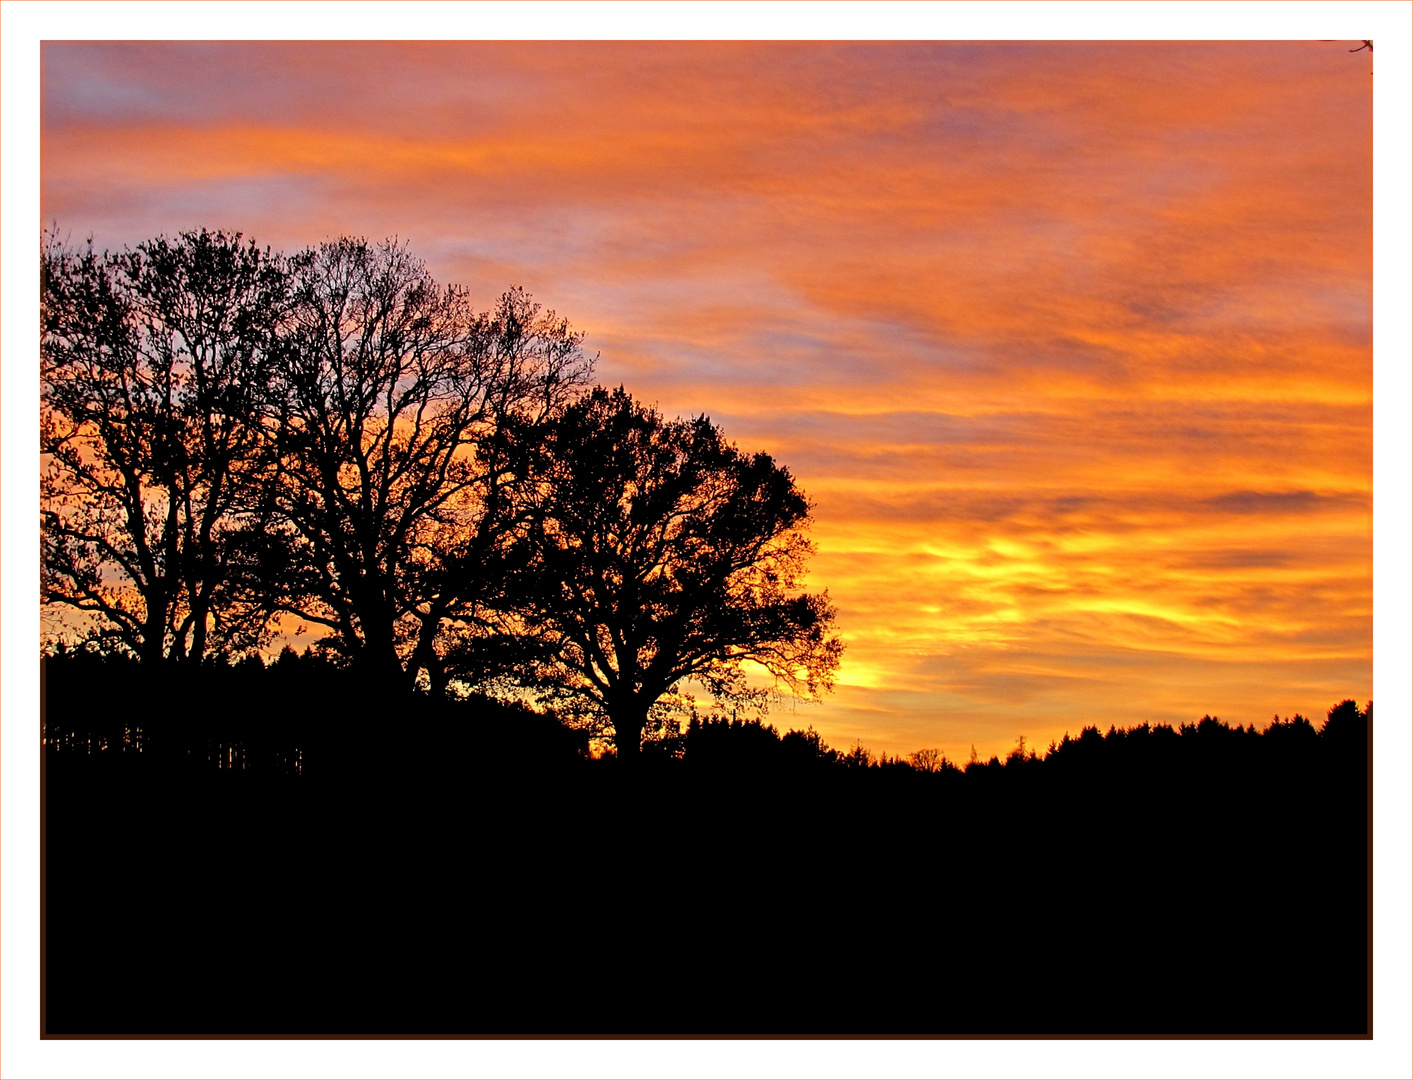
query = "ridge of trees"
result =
(665, 696, 1371, 774)
(44, 639, 1370, 1036)
(41, 643, 1367, 783)
(41, 228, 842, 755)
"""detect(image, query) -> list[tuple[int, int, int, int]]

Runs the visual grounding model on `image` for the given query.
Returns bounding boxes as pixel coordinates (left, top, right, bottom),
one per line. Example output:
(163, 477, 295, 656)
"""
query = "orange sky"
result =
(41, 42, 1373, 761)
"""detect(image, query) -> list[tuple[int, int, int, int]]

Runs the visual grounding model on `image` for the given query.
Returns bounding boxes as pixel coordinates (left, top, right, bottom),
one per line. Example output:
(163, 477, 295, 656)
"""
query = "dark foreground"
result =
(43, 665, 1369, 1037)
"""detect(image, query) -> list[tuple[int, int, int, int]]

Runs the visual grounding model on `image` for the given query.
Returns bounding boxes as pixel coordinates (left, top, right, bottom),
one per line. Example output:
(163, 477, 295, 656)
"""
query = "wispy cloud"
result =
(41, 41, 1372, 759)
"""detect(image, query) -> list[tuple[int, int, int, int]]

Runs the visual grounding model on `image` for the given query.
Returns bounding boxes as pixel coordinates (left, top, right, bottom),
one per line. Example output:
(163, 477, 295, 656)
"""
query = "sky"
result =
(40, 40, 1374, 761)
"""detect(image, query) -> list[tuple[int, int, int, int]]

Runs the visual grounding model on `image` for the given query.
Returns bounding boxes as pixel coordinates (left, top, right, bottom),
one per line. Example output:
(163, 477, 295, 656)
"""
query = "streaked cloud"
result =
(41, 41, 1372, 760)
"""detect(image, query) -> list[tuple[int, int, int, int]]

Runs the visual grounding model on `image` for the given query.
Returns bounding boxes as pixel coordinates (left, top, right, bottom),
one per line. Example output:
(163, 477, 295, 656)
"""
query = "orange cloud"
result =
(42, 41, 1371, 759)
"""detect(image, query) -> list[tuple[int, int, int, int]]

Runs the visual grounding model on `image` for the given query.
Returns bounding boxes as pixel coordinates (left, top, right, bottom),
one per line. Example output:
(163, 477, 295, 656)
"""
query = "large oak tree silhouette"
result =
(513, 386, 843, 758)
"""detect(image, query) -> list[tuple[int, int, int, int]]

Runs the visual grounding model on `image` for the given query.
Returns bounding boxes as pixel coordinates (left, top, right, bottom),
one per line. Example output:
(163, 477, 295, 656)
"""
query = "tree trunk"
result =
(356, 644, 407, 699)
(339, 635, 408, 776)
(140, 585, 169, 666)
(351, 595, 407, 696)
(188, 599, 209, 665)
(426, 653, 451, 699)
(612, 704, 646, 762)
(409, 603, 450, 697)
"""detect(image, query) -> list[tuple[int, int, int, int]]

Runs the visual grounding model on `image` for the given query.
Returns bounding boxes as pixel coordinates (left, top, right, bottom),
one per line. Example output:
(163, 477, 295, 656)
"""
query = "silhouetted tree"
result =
(908, 747, 946, 773)
(512, 386, 843, 757)
(1320, 699, 1368, 742)
(41, 229, 289, 663)
(1264, 713, 1317, 743)
(264, 240, 591, 693)
(840, 742, 876, 769)
(684, 715, 785, 767)
(780, 725, 839, 767)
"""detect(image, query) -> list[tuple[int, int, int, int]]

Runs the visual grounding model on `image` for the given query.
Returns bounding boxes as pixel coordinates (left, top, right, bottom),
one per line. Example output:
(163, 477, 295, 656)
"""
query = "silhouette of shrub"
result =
(779, 726, 838, 768)
(683, 716, 785, 768)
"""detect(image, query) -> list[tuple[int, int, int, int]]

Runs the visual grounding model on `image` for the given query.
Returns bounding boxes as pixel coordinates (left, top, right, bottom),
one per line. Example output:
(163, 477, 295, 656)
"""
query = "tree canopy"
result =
(265, 238, 590, 691)
(41, 231, 840, 742)
(513, 386, 843, 757)
(41, 228, 289, 664)
(42, 231, 595, 688)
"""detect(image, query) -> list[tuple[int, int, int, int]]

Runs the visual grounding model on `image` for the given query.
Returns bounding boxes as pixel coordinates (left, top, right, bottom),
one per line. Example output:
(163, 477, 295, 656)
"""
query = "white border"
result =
(4, 3, 1410, 1079)
(0, 0, 1403, 42)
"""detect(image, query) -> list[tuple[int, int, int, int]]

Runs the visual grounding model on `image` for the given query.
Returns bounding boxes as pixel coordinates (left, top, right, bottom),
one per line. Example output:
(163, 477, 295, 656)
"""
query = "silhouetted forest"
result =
(43, 648, 1369, 1037)
(41, 232, 841, 760)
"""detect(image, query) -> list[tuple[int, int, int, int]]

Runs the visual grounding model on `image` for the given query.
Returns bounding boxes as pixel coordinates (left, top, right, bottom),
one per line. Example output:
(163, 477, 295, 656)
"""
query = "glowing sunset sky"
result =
(41, 41, 1373, 761)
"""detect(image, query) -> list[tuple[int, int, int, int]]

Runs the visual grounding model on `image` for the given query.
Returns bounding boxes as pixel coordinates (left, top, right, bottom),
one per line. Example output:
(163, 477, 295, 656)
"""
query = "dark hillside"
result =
(42, 652, 1369, 1036)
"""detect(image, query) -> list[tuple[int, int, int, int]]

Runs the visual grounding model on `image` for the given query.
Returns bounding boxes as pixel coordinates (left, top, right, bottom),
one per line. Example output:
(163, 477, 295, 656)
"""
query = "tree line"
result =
(41, 229, 842, 757)
(41, 638, 1368, 786)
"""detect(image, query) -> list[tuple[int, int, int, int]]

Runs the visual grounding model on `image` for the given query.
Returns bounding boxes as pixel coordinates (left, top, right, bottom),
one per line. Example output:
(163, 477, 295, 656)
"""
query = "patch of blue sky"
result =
(46, 175, 339, 255)
(42, 42, 539, 134)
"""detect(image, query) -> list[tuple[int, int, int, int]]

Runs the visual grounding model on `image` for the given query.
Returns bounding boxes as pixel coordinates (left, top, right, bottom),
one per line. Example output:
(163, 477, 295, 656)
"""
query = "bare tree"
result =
(267, 238, 591, 693)
(41, 229, 289, 663)
(909, 747, 947, 773)
(513, 386, 844, 758)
